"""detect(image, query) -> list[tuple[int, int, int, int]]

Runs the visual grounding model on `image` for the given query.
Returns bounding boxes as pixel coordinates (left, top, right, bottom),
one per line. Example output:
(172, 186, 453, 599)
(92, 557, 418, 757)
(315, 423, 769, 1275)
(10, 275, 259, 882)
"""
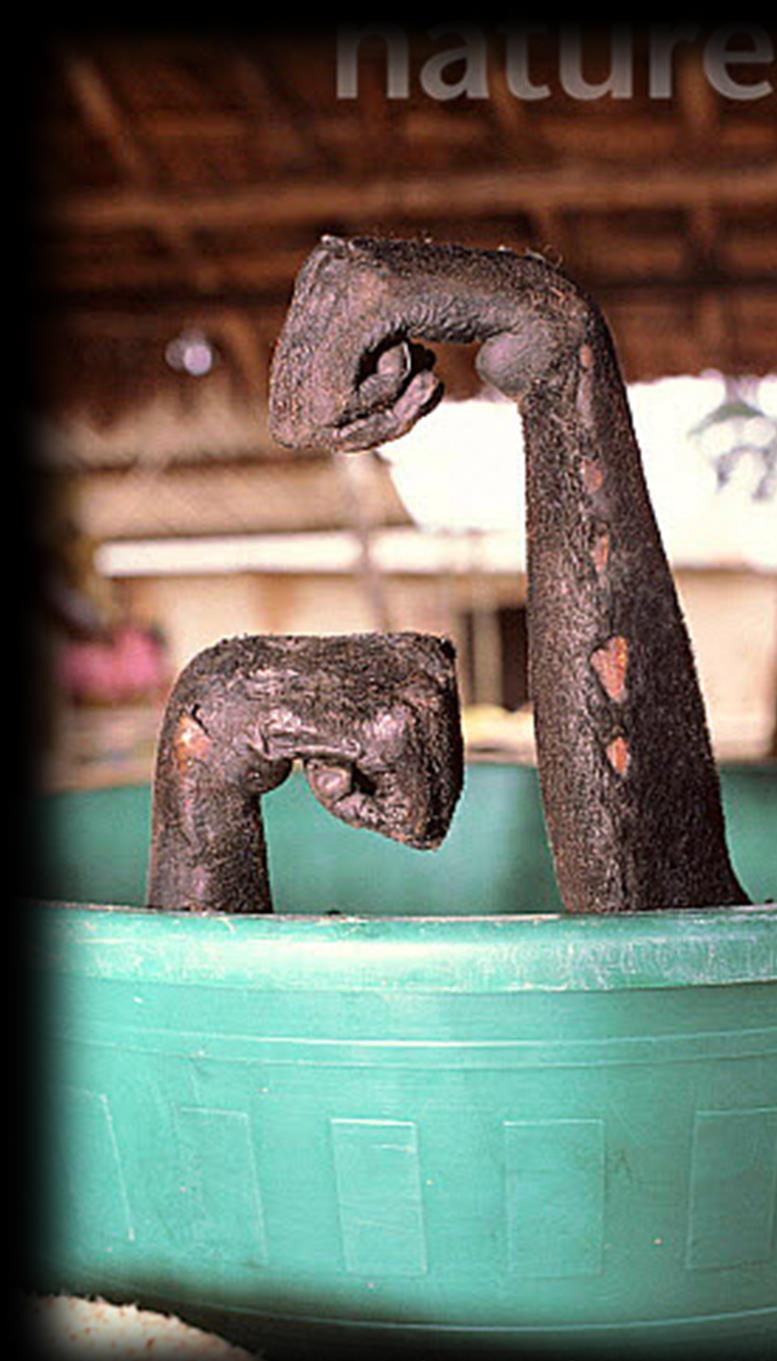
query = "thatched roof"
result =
(31, 27, 777, 533)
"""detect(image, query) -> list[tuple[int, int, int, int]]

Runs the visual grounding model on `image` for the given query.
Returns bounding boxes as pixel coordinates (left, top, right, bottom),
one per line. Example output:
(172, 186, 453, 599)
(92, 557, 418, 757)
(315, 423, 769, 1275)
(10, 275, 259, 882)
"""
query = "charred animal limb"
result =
(147, 631, 463, 913)
(270, 235, 748, 913)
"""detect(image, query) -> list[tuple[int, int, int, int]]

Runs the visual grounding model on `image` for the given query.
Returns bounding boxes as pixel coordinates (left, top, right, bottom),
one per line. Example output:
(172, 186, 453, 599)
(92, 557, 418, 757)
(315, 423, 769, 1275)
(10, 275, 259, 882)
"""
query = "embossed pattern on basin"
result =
(30, 768, 777, 1358)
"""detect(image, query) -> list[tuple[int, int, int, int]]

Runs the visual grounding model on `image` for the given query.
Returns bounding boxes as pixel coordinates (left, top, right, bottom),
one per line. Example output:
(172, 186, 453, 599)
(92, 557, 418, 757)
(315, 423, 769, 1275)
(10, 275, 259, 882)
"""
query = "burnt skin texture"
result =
(147, 632, 463, 912)
(269, 235, 749, 913)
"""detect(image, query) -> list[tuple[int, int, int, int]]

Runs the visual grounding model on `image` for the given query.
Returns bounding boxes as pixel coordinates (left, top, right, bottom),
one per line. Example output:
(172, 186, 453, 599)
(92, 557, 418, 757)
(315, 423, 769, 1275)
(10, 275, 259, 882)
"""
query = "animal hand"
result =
(269, 234, 590, 453)
(254, 634, 463, 850)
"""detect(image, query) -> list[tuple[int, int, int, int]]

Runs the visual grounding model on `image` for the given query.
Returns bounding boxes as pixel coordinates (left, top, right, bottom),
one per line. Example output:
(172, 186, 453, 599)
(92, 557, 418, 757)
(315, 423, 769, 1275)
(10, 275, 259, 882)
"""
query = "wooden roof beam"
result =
(676, 47, 720, 149)
(228, 47, 338, 171)
(48, 157, 777, 233)
(675, 49, 722, 272)
(62, 49, 221, 293)
(62, 51, 279, 402)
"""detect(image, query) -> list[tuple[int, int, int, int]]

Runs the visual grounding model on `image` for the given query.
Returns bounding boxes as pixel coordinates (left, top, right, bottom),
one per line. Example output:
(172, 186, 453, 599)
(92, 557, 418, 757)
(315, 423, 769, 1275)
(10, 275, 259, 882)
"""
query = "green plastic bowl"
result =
(29, 765, 777, 1358)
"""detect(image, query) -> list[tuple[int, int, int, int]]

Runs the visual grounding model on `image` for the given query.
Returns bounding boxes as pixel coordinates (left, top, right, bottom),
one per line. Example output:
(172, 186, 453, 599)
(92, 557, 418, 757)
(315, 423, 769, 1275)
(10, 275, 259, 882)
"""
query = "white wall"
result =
(121, 564, 777, 760)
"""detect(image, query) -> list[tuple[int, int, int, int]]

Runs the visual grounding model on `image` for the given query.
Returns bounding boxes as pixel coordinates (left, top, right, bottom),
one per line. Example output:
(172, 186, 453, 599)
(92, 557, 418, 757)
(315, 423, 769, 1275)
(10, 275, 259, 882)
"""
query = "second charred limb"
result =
(147, 632, 463, 914)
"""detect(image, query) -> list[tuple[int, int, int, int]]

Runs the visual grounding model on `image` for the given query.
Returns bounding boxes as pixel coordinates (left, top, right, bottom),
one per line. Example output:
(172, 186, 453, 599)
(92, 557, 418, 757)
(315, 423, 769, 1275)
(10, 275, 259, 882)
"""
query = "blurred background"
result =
(29, 26, 777, 790)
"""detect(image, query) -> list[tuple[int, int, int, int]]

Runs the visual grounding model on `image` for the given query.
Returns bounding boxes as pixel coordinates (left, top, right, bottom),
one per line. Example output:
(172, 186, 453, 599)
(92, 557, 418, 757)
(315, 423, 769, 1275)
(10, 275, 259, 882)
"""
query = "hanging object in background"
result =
(690, 379, 777, 502)
(164, 329, 219, 377)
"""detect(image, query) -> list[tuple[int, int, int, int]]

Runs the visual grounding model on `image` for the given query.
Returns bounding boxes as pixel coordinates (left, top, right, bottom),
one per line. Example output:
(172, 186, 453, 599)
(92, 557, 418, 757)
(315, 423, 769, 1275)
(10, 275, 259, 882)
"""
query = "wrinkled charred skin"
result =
(147, 632, 463, 913)
(270, 234, 748, 913)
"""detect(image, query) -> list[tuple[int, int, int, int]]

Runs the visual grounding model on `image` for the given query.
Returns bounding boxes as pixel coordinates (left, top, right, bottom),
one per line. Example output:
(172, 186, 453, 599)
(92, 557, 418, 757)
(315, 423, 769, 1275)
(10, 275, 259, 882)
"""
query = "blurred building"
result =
(30, 29, 777, 783)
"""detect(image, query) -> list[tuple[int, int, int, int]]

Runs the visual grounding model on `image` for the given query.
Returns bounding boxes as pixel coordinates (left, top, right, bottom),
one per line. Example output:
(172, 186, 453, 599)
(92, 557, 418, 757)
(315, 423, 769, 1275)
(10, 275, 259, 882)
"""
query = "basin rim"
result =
(31, 900, 777, 992)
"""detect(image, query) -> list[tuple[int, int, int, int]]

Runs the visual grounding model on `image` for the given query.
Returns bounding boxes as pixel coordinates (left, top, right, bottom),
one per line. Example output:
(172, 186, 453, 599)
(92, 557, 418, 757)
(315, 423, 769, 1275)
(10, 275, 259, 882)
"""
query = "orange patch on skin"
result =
(606, 735, 630, 776)
(581, 457, 604, 493)
(591, 635, 629, 701)
(174, 712, 211, 775)
(576, 351, 596, 428)
(591, 530, 610, 573)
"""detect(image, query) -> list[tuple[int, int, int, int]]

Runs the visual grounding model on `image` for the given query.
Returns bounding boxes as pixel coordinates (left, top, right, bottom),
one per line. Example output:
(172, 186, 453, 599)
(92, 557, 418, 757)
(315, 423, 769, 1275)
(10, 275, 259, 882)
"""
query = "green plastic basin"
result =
(28, 764, 777, 1358)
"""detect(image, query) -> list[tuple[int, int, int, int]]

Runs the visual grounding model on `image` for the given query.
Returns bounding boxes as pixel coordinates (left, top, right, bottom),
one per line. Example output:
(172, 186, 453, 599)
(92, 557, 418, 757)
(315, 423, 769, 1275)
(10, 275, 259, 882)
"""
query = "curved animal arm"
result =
(147, 632, 463, 912)
(270, 235, 748, 913)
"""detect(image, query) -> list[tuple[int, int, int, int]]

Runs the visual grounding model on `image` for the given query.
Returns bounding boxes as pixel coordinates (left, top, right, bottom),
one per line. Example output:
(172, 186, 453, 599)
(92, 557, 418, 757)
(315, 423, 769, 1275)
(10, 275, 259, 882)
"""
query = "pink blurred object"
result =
(59, 625, 168, 704)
